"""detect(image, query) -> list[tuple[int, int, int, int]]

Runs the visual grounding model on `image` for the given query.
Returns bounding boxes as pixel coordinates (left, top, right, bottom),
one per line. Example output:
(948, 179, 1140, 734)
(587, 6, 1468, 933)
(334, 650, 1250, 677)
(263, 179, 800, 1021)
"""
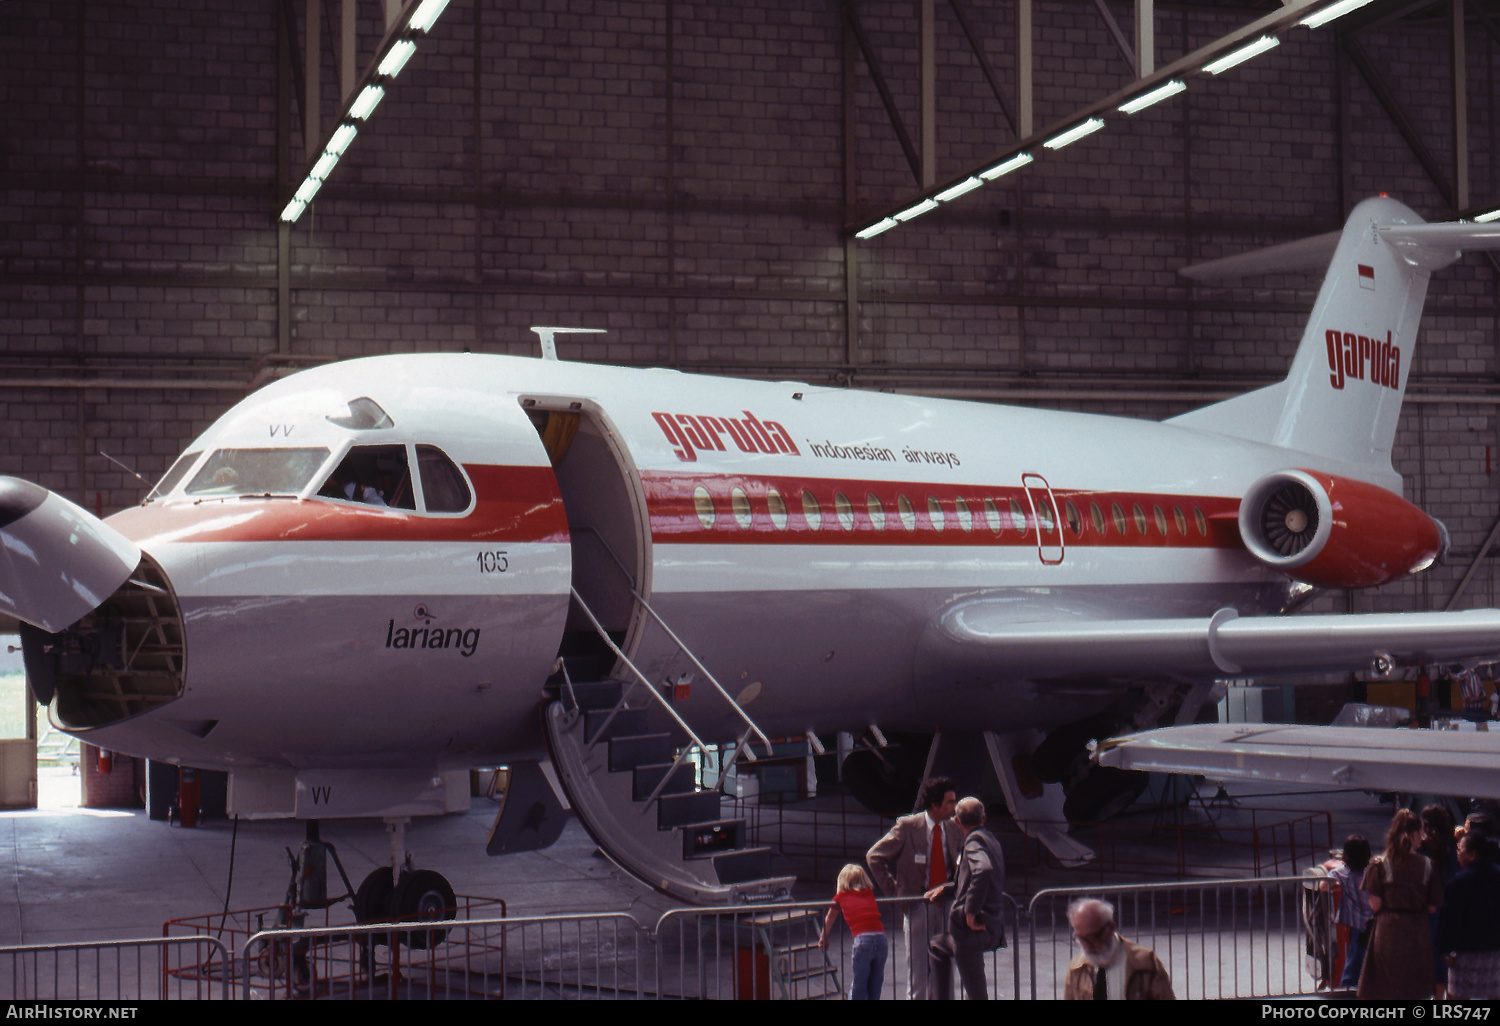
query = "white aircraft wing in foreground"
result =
(1094, 723, 1500, 799)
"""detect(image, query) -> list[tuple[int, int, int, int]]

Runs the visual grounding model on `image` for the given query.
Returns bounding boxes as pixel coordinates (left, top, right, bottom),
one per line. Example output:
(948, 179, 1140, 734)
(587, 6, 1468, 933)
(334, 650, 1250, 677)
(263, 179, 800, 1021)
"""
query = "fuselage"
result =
(66, 352, 1314, 773)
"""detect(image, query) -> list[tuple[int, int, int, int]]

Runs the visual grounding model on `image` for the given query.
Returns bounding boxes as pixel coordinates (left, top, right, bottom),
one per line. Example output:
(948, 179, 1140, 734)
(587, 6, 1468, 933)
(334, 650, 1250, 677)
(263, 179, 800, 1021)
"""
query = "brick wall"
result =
(1, 0, 1498, 613)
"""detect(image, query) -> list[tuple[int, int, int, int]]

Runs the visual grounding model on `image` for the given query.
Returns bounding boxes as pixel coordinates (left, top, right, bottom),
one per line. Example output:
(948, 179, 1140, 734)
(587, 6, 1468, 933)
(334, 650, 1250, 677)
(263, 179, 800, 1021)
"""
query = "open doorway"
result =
(523, 400, 652, 682)
(0, 629, 76, 809)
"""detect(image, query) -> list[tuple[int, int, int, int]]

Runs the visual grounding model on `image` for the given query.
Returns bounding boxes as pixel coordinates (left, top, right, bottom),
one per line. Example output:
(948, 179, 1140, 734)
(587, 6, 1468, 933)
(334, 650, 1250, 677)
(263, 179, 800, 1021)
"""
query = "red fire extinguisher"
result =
(97, 749, 113, 774)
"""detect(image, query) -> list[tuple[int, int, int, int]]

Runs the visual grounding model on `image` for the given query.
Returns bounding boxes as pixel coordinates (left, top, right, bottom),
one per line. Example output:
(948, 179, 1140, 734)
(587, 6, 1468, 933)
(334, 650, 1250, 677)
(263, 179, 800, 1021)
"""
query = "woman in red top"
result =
(821, 864, 889, 999)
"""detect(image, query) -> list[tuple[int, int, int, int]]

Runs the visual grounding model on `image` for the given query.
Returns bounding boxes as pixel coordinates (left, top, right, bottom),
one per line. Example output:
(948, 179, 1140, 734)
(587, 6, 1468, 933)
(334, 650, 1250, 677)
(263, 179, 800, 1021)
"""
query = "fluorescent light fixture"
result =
(893, 198, 939, 222)
(326, 123, 358, 157)
(280, 197, 308, 222)
(935, 177, 983, 203)
(979, 152, 1033, 180)
(1204, 35, 1279, 75)
(1299, 0, 1377, 29)
(1043, 118, 1105, 150)
(293, 176, 324, 204)
(1118, 80, 1186, 114)
(349, 84, 385, 120)
(293, 177, 323, 204)
(311, 152, 339, 180)
(409, 0, 451, 32)
(1475, 208, 1500, 223)
(379, 40, 417, 78)
(856, 217, 898, 239)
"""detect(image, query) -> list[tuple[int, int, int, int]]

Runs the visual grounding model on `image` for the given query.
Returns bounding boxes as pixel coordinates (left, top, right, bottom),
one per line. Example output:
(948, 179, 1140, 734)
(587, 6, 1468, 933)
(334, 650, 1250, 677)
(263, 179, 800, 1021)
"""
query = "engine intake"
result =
(1239, 469, 1443, 589)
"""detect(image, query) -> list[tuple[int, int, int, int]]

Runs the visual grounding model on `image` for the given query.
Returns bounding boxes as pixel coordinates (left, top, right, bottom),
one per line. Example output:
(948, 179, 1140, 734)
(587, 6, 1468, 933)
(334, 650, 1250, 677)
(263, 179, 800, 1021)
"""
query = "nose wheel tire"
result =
(353, 867, 398, 948)
(394, 868, 456, 949)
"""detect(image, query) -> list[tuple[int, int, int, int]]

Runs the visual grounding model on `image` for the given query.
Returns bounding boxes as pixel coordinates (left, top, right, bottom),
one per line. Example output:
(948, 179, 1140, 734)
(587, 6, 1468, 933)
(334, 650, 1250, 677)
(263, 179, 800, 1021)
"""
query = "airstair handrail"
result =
(569, 587, 710, 757)
(573, 526, 772, 753)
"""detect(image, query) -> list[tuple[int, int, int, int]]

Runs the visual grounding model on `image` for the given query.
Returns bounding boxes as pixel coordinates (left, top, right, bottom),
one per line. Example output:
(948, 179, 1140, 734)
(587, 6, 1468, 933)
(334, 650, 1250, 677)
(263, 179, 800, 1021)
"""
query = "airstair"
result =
(542, 586, 795, 906)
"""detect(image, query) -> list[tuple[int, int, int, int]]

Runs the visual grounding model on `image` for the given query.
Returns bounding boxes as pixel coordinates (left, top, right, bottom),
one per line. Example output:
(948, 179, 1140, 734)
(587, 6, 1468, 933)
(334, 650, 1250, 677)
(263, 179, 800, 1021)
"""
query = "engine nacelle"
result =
(1238, 469, 1444, 589)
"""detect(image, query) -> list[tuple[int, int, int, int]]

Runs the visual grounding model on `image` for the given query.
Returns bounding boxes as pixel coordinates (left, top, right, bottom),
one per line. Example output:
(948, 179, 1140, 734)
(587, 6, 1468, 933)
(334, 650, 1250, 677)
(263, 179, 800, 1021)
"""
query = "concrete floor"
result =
(2, 769, 684, 949)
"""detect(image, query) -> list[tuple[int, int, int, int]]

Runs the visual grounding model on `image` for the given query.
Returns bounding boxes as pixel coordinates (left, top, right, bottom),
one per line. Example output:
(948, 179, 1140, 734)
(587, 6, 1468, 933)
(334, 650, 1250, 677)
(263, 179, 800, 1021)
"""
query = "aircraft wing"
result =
(935, 602, 1500, 680)
(1094, 723, 1500, 799)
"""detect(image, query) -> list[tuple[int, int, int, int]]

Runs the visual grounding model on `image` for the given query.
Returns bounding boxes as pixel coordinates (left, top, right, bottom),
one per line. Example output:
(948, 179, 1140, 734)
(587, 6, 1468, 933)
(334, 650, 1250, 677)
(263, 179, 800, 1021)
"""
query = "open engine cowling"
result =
(1238, 469, 1445, 589)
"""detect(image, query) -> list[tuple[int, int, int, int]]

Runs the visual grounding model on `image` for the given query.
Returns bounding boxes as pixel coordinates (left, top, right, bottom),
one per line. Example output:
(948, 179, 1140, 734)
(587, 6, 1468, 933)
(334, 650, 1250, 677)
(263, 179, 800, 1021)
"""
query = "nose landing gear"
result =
(350, 818, 458, 948)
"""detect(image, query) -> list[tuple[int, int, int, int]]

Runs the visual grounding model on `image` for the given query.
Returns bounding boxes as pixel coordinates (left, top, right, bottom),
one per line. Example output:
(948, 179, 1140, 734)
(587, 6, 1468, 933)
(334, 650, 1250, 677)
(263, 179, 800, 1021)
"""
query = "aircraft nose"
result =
(0, 476, 141, 633)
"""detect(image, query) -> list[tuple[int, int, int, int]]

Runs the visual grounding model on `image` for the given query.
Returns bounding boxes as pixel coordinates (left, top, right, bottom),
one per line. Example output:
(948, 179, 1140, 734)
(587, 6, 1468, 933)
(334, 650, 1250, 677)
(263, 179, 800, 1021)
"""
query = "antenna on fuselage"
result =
(530, 326, 606, 361)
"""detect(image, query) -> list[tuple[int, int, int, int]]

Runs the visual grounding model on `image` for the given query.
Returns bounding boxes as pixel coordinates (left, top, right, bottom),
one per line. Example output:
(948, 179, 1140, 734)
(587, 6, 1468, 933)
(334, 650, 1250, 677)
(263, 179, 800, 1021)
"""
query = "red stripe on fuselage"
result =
(641, 471, 1242, 548)
(107, 465, 569, 544)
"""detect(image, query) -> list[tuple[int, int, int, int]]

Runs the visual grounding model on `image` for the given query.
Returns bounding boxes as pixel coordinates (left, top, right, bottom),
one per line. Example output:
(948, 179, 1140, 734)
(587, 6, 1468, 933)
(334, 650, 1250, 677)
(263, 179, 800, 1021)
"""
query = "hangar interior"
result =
(2, 0, 1500, 979)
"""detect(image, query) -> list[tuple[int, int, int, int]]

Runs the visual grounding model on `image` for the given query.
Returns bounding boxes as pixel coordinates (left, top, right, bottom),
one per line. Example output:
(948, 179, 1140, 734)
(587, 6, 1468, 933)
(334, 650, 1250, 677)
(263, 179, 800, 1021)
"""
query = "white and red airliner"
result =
(5, 196, 1500, 905)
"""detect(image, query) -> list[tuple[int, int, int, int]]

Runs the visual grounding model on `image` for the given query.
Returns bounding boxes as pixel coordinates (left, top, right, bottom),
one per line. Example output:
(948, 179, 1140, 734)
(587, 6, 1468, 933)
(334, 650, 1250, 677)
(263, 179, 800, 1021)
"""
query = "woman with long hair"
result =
(1358, 809, 1445, 999)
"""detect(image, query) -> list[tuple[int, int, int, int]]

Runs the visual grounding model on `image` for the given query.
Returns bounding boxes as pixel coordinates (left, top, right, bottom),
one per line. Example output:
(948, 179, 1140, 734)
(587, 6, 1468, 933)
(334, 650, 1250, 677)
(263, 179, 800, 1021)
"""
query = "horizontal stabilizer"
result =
(0, 477, 140, 633)
(1095, 723, 1500, 799)
(1180, 230, 1341, 280)
(938, 601, 1500, 680)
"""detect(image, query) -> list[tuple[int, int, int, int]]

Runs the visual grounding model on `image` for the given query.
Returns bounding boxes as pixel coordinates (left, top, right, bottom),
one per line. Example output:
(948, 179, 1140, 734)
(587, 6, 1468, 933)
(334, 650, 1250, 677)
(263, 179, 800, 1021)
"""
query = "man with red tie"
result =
(867, 777, 962, 999)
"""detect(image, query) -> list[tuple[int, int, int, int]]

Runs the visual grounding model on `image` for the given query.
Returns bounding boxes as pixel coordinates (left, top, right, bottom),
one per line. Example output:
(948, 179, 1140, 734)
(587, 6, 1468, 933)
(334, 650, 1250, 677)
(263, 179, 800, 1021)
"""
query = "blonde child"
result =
(821, 863, 889, 1000)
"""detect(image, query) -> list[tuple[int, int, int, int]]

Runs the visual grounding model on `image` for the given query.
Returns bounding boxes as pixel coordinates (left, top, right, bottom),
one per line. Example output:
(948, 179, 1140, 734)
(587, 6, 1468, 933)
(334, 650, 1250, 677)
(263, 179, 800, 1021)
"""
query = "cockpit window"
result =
(417, 445, 471, 513)
(185, 448, 330, 497)
(326, 397, 394, 431)
(317, 444, 415, 509)
(146, 450, 201, 501)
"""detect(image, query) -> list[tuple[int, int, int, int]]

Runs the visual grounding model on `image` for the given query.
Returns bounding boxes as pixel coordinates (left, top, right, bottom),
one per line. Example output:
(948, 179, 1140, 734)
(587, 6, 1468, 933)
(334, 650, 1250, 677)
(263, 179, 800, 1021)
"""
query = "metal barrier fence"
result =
(3, 876, 1335, 1000)
(728, 796, 1333, 889)
(1026, 876, 1334, 1000)
(238, 912, 647, 999)
(0, 936, 231, 1000)
(657, 894, 1024, 1000)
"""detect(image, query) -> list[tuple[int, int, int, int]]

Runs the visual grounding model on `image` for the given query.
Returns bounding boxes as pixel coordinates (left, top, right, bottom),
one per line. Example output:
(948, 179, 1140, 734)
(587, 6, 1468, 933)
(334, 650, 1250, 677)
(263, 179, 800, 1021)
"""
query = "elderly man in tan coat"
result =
(1063, 897, 1175, 1000)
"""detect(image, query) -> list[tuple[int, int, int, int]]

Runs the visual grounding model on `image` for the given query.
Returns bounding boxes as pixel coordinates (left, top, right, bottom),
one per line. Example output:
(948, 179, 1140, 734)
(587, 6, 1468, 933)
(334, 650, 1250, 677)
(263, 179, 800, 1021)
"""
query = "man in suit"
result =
(867, 776, 961, 999)
(929, 797, 1007, 999)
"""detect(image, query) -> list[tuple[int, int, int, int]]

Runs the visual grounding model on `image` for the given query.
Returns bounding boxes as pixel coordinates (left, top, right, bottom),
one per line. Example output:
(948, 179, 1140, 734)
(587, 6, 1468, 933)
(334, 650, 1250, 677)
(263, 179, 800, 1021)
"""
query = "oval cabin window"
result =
(867, 493, 886, 531)
(984, 498, 1003, 533)
(731, 487, 753, 529)
(834, 492, 855, 531)
(694, 486, 716, 529)
(927, 496, 945, 531)
(767, 488, 788, 530)
(954, 497, 973, 532)
(802, 490, 822, 531)
(897, 495, 917, 531)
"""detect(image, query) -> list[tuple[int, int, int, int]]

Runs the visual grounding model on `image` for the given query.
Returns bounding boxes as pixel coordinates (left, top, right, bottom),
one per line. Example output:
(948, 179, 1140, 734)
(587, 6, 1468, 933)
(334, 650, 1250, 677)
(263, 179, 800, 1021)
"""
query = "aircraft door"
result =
(522, 399, 652, 672)
(1021, 473, 1065, 565)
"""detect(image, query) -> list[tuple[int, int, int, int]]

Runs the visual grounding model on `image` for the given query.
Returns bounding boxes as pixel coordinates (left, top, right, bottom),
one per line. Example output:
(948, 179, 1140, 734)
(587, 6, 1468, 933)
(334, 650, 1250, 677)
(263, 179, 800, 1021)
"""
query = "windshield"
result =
(145, 450, 201, 502)
(184, 448, 331, 497)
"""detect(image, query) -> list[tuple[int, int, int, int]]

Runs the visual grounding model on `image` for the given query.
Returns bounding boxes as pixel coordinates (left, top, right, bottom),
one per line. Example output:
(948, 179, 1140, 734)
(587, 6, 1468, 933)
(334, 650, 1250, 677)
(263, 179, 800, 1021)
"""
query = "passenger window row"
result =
(690, 483, 1212, 540)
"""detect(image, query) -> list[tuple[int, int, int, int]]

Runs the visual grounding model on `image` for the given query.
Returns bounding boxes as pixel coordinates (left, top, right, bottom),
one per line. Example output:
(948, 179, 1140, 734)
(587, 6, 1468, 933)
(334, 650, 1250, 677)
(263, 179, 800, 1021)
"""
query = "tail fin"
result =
(1170, 196, 1500, 484)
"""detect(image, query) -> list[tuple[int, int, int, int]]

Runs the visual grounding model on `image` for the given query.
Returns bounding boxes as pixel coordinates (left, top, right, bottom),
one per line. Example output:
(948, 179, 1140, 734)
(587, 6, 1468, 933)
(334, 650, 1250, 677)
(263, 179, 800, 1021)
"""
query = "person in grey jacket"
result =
(928, 796, 1007, 999)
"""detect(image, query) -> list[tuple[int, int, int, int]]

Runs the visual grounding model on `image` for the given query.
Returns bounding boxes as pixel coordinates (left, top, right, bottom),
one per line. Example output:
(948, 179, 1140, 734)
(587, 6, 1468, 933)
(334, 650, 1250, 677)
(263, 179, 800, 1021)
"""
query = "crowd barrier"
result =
(0, 875, 1337, 1000)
